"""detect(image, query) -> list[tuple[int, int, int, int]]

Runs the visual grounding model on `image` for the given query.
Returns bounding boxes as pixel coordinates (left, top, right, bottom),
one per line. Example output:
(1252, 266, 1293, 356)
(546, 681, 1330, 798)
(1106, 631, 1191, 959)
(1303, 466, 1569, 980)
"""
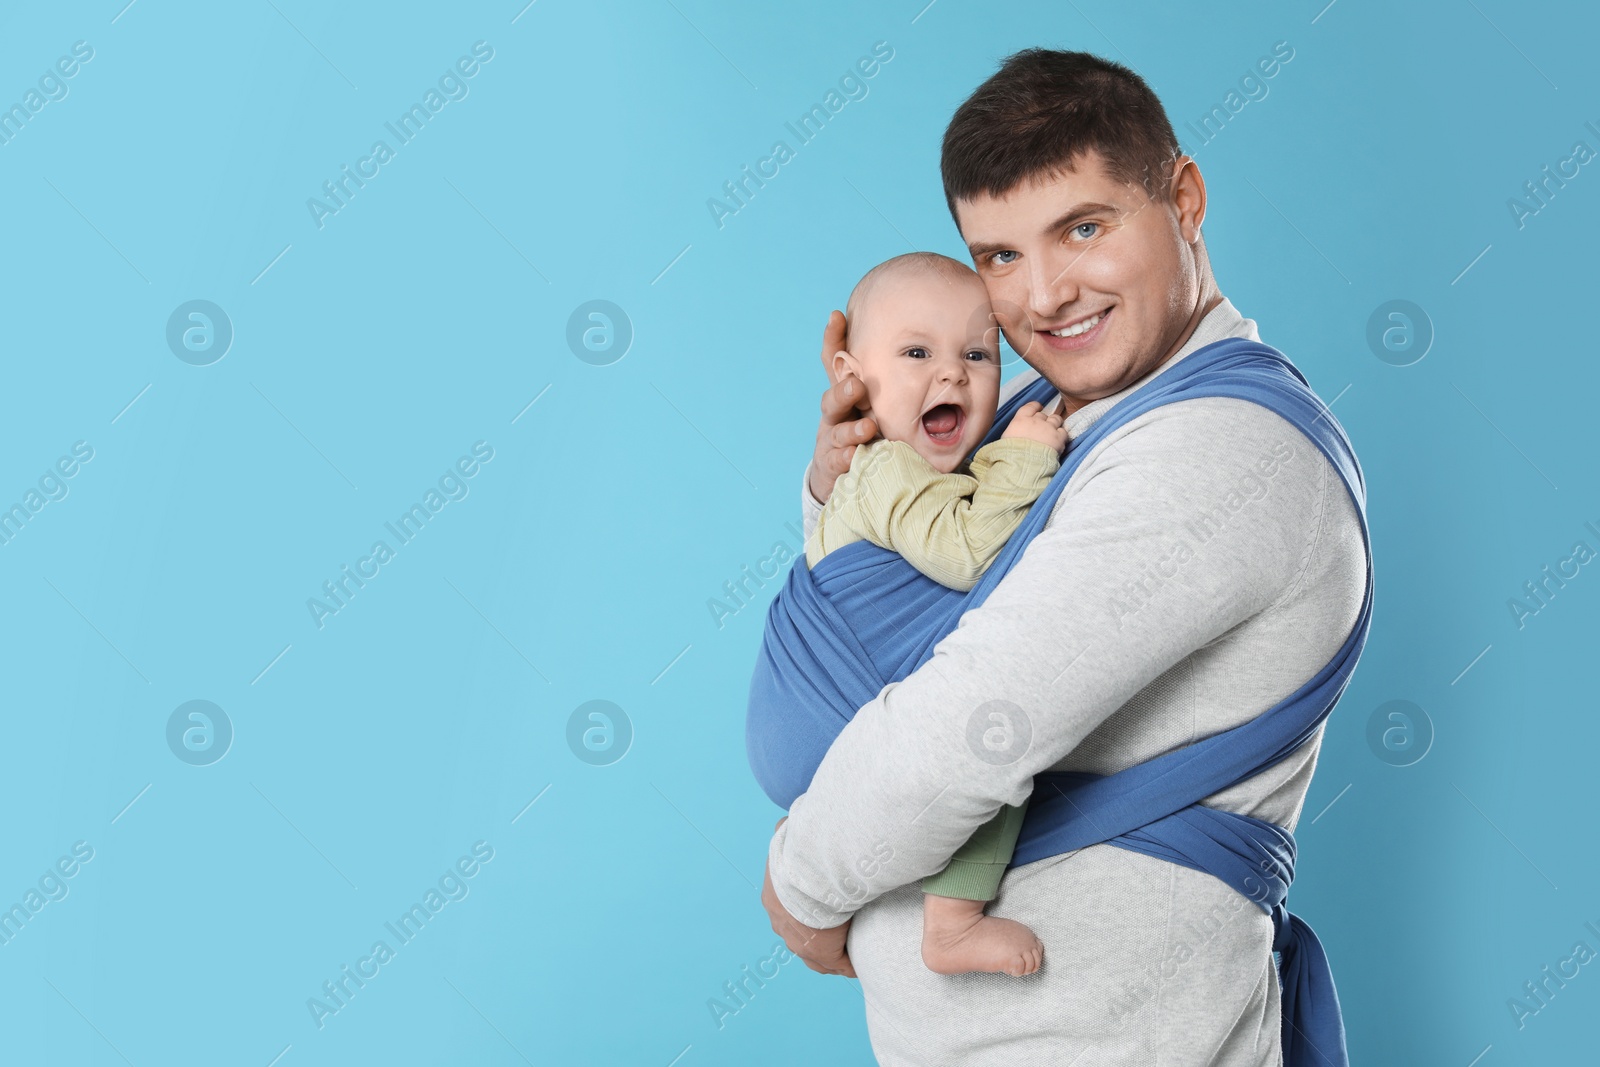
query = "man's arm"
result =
(769, 397, 1335, 929)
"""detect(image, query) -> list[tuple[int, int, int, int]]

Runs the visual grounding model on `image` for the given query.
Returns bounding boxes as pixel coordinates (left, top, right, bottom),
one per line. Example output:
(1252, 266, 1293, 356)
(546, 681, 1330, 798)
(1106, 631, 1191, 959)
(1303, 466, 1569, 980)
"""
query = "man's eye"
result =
(1072, 222, 1099, 240)
(989, 250, 1018, 266)
(905, 346, 930, 359)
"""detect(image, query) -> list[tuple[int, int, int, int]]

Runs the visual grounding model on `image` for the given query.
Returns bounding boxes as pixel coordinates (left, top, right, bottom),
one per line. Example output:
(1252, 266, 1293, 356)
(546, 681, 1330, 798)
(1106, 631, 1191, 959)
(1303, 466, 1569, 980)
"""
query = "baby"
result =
(803, 251, 1066, 977)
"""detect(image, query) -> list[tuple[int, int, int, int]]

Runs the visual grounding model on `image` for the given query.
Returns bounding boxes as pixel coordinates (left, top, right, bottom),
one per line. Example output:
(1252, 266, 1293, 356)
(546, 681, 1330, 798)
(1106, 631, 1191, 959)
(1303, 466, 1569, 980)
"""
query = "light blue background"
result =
(0, 0, 1594, 1063)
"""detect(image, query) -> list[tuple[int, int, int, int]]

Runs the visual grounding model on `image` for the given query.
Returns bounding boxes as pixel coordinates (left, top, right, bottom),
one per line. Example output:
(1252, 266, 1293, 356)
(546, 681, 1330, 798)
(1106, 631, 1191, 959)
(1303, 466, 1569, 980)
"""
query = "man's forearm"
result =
(767, 684, 1032, 928)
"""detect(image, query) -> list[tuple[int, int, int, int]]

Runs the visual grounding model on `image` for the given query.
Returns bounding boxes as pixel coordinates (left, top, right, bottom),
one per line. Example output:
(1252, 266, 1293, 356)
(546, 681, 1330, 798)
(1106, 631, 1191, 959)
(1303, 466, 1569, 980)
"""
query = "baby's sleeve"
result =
(824, 437, 1059, 592)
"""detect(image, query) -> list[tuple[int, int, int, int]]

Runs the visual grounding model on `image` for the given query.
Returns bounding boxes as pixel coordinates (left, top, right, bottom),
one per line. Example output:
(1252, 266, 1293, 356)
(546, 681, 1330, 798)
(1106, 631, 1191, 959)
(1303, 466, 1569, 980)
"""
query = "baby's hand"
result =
(1001, 400, 1067, 453)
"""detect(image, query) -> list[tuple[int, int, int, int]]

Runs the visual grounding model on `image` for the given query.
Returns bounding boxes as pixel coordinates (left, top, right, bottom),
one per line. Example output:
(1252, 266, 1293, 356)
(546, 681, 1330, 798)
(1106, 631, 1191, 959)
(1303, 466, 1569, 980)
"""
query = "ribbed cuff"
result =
(921, 857, 1006, 902)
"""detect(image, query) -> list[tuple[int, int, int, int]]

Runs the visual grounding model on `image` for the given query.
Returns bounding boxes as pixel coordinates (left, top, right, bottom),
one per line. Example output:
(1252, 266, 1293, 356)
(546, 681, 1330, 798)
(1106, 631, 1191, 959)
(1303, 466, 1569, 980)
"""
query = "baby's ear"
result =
(830, 348, 862, 384)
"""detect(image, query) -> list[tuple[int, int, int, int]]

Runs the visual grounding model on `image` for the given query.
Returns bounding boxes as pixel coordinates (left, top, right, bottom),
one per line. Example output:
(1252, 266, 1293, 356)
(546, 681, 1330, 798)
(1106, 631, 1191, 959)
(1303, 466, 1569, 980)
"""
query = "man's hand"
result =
(1001, 399, 1068, 453)
(763, 816, 856, 977)
(809, 311, 878, 506)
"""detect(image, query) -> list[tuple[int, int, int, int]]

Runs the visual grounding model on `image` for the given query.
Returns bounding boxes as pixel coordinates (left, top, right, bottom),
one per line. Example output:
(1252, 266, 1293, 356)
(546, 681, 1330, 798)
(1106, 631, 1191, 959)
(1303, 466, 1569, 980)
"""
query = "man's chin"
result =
(1003, 328, 1141, 406)
(1027, 354, 1130, 408)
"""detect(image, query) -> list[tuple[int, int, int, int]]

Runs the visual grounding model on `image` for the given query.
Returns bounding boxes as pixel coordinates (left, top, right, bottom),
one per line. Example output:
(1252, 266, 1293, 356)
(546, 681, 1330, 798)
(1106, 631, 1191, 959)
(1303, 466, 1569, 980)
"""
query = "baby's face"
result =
(848, 270, 1001, 473)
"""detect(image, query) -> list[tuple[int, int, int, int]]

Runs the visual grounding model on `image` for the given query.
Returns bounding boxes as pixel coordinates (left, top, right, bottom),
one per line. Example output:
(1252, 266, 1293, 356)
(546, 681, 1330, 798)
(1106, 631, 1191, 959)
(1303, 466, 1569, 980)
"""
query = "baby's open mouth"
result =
(921, 403, 964, 446)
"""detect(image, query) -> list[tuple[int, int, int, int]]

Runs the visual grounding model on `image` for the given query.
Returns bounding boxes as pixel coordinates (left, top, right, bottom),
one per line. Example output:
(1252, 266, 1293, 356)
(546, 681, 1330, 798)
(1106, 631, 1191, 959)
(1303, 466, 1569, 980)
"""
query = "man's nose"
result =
(1026, 257, 1075, 320)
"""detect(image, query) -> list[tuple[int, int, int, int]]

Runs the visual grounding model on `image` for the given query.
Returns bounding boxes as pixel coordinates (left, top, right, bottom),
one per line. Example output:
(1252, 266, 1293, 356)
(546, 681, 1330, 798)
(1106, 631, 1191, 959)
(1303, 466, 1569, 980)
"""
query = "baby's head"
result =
(834, 252, 1000, 474)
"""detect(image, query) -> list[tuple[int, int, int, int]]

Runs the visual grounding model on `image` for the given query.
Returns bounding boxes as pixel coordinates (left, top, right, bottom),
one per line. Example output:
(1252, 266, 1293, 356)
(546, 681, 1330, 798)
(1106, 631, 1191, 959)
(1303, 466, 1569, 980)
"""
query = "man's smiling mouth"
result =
(1046, 309, 1108, 337)
(1036, 307, 1113, 350)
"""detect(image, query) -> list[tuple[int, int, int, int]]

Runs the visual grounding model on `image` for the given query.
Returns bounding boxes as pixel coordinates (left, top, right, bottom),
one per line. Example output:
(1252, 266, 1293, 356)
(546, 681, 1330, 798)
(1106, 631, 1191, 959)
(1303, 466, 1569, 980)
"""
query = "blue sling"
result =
(746, 336, 1370, 1067)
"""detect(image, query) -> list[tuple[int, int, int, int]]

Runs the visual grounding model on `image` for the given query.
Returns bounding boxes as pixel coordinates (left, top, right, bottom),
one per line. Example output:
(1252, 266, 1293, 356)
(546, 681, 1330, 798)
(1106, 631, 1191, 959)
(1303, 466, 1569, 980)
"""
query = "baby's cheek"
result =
(880, 411, 917, 446)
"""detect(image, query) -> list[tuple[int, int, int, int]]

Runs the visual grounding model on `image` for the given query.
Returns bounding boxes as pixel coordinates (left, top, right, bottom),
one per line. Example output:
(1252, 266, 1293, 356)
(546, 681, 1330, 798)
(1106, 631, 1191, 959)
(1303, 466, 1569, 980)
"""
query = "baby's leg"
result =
(918, 802, 1043, 977)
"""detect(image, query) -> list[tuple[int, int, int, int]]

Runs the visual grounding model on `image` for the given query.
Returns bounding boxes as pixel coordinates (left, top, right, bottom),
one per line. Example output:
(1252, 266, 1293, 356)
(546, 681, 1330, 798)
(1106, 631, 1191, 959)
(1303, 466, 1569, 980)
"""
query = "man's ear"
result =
(1168, 155, 1207, 242)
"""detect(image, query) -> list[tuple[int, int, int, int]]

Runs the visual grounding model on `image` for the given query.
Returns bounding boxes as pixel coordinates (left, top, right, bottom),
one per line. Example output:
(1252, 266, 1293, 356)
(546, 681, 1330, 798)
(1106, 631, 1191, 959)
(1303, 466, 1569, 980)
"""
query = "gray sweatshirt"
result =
(767, 297, 1368, 1066)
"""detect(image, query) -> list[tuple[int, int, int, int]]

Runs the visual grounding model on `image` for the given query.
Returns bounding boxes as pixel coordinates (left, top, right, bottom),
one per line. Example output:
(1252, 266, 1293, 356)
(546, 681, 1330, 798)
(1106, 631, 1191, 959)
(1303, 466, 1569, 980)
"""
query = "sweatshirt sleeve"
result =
(766, 397, 1339, 929)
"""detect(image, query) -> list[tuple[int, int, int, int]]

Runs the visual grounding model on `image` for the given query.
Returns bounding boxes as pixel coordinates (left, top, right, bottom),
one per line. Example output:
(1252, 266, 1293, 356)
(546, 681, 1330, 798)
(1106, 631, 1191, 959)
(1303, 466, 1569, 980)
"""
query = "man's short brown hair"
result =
(940, 49, 1180, 221)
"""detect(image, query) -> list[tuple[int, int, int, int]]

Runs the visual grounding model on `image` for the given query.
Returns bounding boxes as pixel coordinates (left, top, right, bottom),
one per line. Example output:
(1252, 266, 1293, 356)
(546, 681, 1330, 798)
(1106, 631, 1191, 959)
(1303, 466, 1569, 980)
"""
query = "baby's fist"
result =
(1001, 400, 1068, 453)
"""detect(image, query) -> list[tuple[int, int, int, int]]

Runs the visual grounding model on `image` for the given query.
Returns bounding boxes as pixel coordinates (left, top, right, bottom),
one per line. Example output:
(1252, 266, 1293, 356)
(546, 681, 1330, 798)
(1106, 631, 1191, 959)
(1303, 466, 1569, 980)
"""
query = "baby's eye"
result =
(905, 346, 930, 359)
(1071, 222, 1100, 240)
(988, 250, 1018, 266)
(965, 349, 992, 362)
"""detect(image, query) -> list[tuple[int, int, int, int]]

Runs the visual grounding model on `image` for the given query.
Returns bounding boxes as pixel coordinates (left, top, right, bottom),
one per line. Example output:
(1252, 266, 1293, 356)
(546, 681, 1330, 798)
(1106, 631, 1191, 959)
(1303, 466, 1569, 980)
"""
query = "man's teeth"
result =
(1049, 312, 1104, 338)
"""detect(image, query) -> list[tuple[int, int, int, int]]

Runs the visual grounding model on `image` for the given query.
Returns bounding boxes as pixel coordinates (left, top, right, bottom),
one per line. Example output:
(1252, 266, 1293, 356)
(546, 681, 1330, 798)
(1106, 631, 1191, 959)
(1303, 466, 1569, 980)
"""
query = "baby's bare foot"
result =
(921, 893, 1044, 977)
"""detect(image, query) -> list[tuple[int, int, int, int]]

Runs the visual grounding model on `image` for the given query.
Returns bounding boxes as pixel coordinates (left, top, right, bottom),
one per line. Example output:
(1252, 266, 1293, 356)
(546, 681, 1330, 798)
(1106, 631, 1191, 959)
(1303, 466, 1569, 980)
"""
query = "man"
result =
(761, 49, 1367, 1064)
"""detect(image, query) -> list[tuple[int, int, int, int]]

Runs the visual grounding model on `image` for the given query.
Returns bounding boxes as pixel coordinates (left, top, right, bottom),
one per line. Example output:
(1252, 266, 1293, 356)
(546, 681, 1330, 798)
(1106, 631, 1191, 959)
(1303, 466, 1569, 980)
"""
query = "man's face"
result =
(954, 151, 1204, 414)
(847, 269, 1001, 474)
